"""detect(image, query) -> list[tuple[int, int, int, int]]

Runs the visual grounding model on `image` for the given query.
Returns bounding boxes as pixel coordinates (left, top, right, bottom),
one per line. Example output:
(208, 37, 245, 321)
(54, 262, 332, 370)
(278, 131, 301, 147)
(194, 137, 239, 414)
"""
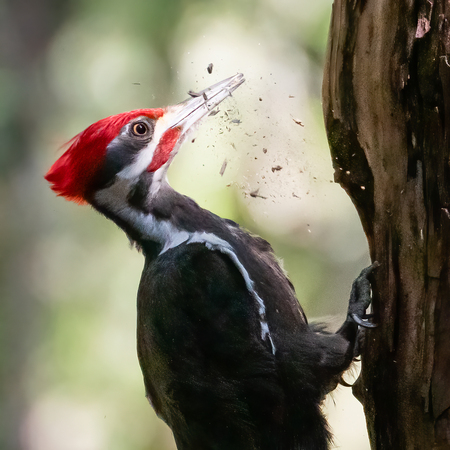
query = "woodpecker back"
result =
(45, 74, 376, 450)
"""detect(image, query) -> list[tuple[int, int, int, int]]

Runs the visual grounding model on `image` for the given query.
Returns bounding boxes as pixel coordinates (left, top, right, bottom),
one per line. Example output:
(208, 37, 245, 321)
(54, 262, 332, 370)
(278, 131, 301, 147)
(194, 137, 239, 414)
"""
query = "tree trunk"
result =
(322, 0, 450, 448)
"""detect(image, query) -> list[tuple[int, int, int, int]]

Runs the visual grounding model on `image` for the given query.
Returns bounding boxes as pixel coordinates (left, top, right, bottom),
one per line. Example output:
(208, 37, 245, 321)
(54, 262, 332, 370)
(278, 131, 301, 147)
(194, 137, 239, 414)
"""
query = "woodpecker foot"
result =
(348, 262, 379, 329)
(351, 313, 377, 328)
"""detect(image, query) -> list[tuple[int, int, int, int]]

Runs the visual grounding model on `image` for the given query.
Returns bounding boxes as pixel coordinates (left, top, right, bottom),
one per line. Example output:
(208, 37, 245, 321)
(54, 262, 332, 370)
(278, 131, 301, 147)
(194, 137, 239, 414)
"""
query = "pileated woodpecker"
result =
(45, 74, 376, 450)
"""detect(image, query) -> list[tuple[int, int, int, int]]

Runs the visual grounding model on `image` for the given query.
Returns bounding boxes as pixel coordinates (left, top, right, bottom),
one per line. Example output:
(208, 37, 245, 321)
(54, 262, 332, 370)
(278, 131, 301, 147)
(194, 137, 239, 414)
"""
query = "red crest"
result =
(45, 109, 164, 204)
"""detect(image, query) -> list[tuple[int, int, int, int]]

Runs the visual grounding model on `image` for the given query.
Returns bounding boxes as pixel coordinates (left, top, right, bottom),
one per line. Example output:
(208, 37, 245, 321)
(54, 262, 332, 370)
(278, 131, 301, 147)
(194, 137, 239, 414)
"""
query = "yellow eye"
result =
(132, 122, 149, 136)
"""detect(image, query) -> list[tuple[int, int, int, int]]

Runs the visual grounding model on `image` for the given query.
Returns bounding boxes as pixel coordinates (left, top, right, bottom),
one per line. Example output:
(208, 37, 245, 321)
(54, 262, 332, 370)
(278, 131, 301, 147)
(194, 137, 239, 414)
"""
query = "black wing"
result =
(137, 242, 333, 449)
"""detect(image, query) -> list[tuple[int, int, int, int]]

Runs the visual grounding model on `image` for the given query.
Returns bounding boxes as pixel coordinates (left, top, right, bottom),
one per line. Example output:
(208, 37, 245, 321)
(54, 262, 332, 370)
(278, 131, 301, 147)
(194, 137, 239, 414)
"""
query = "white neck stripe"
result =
(177, 231, 276, 355)
(93, 185, 276, 354)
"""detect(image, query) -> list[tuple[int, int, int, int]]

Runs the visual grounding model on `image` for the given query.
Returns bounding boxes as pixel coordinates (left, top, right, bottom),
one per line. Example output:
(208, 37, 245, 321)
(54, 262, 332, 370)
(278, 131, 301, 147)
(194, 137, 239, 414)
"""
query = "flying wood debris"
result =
(219, 160, 228, 176)
(188, 90, 208, 101)
(271, 165, 283, 172)
(249, 188, 267, 199)
(207, 63, 214, 74)
(293, 118, 304, 127)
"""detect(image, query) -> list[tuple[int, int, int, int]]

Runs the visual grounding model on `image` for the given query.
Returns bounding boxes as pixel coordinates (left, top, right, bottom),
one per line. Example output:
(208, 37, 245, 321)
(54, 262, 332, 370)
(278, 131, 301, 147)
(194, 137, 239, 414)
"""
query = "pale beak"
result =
(165, 73, 245, 135)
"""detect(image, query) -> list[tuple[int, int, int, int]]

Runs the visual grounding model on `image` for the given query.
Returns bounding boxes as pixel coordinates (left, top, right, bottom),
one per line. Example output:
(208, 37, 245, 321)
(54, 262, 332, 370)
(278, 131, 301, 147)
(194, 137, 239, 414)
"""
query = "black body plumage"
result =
(94, 175, 374, 450)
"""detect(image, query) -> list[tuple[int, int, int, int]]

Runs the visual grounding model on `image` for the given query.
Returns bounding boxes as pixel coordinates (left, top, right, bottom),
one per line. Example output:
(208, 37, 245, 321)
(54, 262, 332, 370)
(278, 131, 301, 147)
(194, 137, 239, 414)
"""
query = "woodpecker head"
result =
(45, 74, 244, 206)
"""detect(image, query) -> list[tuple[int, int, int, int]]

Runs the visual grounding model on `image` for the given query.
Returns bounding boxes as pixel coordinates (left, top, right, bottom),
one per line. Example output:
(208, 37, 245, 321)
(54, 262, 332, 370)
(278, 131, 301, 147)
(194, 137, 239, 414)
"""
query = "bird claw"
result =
(348, 261, 380, 328)
(351, 313, 378, 328)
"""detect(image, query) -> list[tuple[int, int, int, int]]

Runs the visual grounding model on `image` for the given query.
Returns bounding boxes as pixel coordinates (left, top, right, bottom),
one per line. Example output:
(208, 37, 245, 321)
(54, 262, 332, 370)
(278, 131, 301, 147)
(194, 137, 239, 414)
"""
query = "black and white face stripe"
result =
(115, 73, 245, 183)
(95, 117, 156, 190)
(93, 74, 245, 195)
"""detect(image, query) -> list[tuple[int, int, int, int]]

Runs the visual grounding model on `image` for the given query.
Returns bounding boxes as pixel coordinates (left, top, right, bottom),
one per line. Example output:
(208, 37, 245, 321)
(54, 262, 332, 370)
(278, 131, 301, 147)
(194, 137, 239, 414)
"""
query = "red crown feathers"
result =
(45, 109, 164, 204)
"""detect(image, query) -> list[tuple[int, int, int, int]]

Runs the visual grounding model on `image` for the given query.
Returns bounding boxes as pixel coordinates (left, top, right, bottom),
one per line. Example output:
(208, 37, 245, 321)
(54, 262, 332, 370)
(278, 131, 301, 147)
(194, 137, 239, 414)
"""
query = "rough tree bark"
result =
(322, 0, 450, 448)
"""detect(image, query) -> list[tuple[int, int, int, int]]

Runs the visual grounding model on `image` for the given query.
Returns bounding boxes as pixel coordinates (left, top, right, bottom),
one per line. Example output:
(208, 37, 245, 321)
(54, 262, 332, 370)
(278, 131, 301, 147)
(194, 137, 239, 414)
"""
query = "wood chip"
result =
(271, 165, 282, 172)
(219, 160, 228, 176)
(249, 188, 267, 199)
(293, 118, 304, 127)
(207, 63, 213, 74)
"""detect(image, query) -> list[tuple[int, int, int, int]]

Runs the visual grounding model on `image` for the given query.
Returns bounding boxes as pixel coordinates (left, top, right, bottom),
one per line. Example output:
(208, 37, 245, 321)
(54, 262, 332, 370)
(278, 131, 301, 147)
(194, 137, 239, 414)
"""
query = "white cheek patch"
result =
(116, 116, 171, 181)
(115, 108, 204, 183)
(148, 163, 169, 198)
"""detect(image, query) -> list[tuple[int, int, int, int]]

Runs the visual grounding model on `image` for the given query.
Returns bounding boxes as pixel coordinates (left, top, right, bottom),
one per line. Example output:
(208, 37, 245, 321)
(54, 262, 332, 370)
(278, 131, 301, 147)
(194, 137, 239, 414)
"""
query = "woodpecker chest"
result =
(136, 242, 277, 418)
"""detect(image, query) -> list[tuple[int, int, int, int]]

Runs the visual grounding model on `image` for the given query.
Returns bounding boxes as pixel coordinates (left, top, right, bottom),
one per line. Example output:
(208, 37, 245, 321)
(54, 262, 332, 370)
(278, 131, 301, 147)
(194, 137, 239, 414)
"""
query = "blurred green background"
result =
(1, 0, 371, 448)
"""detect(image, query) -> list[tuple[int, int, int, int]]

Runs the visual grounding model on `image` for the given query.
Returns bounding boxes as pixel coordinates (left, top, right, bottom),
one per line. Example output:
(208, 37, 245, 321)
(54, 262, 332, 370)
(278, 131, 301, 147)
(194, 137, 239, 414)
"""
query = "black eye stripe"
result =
(94, 118, 156, 190)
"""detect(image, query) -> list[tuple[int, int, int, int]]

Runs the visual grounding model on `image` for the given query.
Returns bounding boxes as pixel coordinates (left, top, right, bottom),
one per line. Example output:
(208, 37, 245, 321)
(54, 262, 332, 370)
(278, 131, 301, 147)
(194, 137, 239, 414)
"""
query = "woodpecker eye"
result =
(132, 122, 149, 136)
